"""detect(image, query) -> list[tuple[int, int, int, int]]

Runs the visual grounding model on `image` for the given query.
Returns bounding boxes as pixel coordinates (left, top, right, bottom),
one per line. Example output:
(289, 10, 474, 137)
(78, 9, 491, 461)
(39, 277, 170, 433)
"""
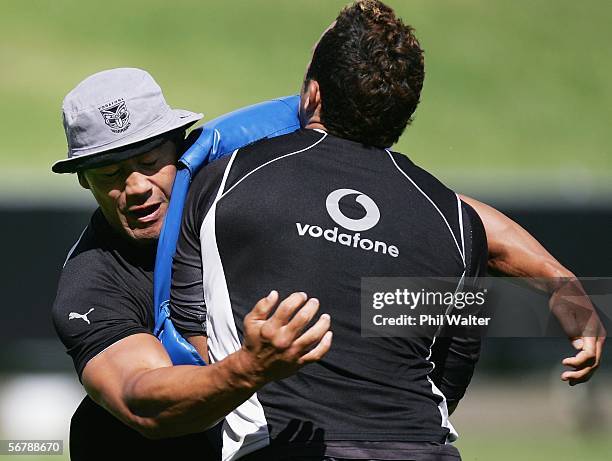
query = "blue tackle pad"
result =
(153, 95, 300, 365)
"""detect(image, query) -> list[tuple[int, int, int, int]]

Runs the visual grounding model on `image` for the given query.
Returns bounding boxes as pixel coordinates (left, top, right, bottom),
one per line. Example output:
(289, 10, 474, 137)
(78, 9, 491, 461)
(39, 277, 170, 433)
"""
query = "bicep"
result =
(459, 194, 510, 261)
(81, 333, 172, 427)
(459, 195, 508, 242)
(52, 271, 152, 380)
(459, 194, 559, 278)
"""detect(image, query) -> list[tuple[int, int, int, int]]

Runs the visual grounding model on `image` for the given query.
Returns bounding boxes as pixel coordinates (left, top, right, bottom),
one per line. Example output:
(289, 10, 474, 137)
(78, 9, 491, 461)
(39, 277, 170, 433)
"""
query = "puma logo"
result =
(68, 308, 95, 325)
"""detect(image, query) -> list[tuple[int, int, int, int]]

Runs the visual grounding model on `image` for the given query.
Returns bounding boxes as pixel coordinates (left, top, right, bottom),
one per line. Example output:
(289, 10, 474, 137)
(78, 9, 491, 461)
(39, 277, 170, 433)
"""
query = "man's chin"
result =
(124, 221, 163, 244)
(131, 227, 162, 243)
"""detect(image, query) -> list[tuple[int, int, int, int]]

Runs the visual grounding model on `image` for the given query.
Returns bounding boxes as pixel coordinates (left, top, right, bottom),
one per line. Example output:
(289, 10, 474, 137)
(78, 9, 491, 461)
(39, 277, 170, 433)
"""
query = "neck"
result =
(304, 121, 326, 131)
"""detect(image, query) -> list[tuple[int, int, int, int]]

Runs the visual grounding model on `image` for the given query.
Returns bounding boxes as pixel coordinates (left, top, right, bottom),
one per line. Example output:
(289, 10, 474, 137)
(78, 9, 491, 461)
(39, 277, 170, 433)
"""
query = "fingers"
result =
(285, 298, 321, 336)
(269, 292, 309, 327)
(293, 313, 331, 352)
(562, 337, 597, 368)
(561, 335, 600, 385)
(562, 367, 595, 385)
(246, 291, 332, 373)
(245, 290, 279, 321)
(299, 331, 333, 364)
(260, 293, 324, 350)
(570, 338, 584, 350)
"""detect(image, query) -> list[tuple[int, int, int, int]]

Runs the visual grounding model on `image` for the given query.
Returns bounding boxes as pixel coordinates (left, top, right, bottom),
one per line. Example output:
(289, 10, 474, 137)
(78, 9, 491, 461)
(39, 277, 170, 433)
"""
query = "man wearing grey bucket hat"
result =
(51, 68, 333, 460)
(53, 68, 204, 245)
(53, 67, 203, 175)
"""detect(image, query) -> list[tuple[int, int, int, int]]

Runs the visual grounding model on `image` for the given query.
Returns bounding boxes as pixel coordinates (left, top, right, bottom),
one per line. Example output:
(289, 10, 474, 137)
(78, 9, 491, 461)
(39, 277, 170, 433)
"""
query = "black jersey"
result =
(170, 129, 487, 461)
(52, 209, 218, 461)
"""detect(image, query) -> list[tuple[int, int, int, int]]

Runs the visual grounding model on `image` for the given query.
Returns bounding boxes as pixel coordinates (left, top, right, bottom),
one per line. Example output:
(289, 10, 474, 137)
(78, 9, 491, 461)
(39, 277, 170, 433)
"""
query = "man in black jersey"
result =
(51, 8, 603, 461)
(169, 1, 605, 460)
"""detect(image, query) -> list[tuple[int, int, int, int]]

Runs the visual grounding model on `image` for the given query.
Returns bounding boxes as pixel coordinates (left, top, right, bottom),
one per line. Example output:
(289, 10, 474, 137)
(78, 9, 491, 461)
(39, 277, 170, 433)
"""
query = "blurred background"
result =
(0, 0, 610, 459)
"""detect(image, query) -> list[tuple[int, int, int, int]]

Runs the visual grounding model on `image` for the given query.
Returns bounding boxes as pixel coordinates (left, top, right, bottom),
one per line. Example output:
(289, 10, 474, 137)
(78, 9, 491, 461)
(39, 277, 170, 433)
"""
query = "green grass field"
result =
(1, 0, 611, 197)
(457, 433, 611, 461)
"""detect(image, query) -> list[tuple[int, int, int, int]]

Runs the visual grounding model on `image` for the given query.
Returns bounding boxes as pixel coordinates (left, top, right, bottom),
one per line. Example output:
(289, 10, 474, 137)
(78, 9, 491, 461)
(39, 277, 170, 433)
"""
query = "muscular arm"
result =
(81, 292, 331, 439)
(459, 195, 605, 385)
(83, 333, 256, 439)
(459, 195, 566, 282)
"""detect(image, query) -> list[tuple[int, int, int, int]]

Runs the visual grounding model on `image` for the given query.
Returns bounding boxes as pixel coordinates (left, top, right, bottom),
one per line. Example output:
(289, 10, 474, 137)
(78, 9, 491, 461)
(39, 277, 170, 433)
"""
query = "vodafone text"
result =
(295, 223, 400, 257)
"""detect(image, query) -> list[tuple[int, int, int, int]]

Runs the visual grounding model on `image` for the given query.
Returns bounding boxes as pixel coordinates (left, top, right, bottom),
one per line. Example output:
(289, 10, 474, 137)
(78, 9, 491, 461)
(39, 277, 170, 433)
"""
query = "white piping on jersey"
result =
(456, 194, 466, 263)
(385, 149, 469, 443)
(219, 132, 328, 199)
(200, 154, 271, 461)
(426, 269, 466, 444)
(385, 149, 466, 268)
(63, 226, 88, 268)
(426, 337, 457, 443)
(215, 148, 241, 200)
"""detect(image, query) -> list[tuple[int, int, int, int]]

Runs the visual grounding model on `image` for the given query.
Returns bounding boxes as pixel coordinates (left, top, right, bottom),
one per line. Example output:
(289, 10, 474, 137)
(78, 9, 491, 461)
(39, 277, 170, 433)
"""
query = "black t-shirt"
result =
(53, 209, 155, 379)
(52, 209, 218, 460)
(170, 129, 488, 460)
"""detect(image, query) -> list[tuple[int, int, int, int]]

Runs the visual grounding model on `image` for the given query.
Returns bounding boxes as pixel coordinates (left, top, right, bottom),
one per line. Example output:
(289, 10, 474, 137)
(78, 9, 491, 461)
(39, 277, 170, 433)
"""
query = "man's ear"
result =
(304, 79, 321, 113)
(300, 79, 322, 126)
(77, 171, 90, 190)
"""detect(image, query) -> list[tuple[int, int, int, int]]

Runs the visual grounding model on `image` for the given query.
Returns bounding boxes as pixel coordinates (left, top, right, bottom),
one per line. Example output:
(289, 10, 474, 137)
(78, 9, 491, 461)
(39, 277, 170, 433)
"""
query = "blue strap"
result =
(153, 95, 300, 365)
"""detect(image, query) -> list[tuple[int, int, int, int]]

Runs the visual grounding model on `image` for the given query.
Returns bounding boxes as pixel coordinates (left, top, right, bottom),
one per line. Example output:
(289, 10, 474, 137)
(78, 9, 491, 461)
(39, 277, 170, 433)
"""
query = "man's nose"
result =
(124, 171, 152, 198)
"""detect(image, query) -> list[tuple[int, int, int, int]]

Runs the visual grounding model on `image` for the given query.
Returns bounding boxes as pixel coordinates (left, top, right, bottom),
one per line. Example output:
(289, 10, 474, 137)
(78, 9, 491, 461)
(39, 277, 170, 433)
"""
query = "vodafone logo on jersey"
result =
(325, 189, 380, 231)
(296, 188, 400, 258)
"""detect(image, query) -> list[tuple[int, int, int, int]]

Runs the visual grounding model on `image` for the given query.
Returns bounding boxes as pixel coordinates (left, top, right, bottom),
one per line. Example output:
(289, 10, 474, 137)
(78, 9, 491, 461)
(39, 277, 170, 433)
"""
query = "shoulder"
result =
(52, 218, 152, 378)
(187, 130, 325, 208)
(56, 210, 131, 299)
(190, 152, 233, 189)
(53, 229, 134, 333)
(222, 129, 326, 192)
(387, 149, 456, 203)
(460, 200, 488, 274)
(57, 215, 110, 296)
(52, 212, 152, 369)
(236, 128, 324, 158)
(388, 149, 464, 234)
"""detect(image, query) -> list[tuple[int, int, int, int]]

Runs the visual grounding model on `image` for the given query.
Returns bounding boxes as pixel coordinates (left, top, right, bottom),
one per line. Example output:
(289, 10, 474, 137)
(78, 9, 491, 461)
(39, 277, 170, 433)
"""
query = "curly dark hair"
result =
(306, 0, 424, 147)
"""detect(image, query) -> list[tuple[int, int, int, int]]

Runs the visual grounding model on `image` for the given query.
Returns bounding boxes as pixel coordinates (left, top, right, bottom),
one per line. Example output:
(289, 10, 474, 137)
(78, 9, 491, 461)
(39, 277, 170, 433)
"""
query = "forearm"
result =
(122, 349, 261, 439)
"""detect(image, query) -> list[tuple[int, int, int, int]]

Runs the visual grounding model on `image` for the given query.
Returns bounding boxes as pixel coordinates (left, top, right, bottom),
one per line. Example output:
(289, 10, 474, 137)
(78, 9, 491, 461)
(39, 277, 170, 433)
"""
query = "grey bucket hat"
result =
(52, 67, 203, 173)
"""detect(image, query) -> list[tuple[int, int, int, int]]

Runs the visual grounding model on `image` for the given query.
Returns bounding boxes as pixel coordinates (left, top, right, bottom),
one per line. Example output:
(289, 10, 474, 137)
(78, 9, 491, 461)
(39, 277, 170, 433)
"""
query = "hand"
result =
(549, 279, 606, 385)
(238, 291, 333, 384)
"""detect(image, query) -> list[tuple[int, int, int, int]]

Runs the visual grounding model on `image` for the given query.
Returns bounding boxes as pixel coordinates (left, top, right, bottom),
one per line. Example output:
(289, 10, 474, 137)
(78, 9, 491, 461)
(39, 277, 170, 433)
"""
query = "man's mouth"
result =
(128, 202, 163, 224)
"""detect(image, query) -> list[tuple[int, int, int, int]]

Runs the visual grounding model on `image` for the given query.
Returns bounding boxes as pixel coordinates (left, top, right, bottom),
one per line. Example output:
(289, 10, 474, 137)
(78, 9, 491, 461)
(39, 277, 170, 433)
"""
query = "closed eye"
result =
(101, 169, 120, 178)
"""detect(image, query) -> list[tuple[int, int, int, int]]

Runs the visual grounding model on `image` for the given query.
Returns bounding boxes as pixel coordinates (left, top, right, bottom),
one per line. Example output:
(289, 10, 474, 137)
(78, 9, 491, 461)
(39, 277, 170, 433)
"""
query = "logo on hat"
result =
(99, 98, 131, 133)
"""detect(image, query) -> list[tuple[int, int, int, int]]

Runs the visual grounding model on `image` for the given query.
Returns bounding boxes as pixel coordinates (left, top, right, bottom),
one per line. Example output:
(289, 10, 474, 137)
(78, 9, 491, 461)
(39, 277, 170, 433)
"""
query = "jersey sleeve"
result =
(52, 246, 151, 381)
(169, 155, 231, 337)
(430, 200, 488, 411)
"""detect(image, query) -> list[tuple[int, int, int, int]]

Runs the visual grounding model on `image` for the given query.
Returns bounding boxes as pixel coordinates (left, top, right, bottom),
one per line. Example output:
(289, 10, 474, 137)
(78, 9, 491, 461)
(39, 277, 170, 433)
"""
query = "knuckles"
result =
(271, 335, 293, 351)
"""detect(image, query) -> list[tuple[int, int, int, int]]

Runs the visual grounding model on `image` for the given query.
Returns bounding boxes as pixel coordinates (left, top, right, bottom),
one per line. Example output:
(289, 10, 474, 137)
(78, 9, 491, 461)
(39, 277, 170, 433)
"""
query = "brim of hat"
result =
(52, 109, 203, 174)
